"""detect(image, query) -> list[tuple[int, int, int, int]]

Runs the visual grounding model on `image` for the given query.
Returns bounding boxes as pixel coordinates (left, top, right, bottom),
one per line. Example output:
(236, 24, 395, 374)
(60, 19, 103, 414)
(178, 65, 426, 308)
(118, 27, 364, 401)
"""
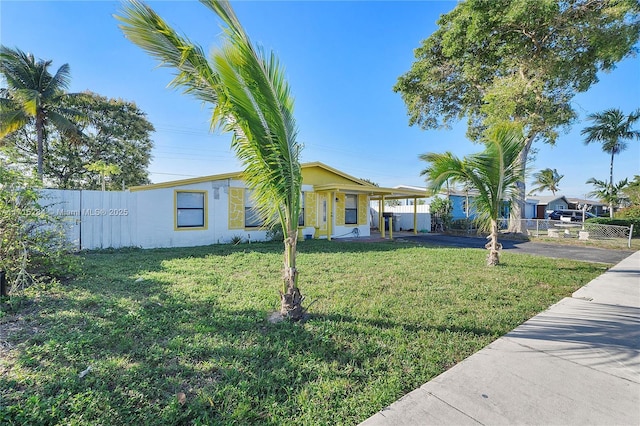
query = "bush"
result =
(616, 206, 640, 220)
(586, 217, 640, 237)
(450, 218, 475, 230)
(0, 163, 80, 295)
(430, 197, 453, 230)
(265, 223, 284, 242)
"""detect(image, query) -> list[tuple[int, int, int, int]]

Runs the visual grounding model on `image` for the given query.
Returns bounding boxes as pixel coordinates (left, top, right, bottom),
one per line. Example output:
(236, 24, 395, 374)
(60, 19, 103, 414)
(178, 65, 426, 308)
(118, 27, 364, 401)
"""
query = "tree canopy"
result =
(395, 0, 640, 146)
(528, 168, 563, 196)
(0, 46, 85, 180)
(2, 91, 154, 189)
(581, 108, 640, 216)
(395, 0, 639, 227)
(586, 177, 629, 211)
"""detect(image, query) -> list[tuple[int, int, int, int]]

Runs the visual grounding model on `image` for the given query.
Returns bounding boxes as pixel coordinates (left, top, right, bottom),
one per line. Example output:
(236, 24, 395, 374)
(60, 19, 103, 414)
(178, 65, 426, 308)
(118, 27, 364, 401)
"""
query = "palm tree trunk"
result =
(36, 113, 45, 181)
(487, 219, 500, 266)
(280, 228, 304, 320)
(609, 151, 615, 218)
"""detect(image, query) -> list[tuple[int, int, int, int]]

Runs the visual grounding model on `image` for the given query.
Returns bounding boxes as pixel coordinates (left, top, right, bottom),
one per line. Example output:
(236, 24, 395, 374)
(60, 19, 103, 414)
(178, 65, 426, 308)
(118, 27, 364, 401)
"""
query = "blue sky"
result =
(2, 0, 639, 198)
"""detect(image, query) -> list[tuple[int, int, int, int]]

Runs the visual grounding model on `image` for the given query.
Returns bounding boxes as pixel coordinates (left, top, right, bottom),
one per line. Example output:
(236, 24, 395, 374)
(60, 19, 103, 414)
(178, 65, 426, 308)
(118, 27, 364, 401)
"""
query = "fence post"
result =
(629, 224, 634, 249)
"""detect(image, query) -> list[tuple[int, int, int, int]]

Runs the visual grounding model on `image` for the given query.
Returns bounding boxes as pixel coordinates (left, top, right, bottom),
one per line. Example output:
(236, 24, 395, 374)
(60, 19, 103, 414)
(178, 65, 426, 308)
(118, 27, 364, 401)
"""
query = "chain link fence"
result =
(510, 219, 633, 248)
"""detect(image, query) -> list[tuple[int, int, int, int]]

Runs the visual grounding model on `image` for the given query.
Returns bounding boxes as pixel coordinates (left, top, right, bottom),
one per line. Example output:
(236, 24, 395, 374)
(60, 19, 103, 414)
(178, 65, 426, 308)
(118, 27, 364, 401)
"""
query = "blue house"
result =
(446, 190, 512, 220)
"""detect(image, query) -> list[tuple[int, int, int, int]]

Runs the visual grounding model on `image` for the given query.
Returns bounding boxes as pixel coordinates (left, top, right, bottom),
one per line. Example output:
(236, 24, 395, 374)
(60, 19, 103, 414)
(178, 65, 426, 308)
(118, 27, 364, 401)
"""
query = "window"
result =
(176, 191, 206, 229)
(244, 190, 264, 228)
(298, 192, 305, 226)
(345, 194, 357, 225)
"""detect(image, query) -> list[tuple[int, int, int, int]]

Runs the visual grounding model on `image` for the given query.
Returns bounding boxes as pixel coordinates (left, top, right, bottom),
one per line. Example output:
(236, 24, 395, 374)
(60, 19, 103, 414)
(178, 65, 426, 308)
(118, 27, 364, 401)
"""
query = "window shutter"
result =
(228, 187, 244, 229)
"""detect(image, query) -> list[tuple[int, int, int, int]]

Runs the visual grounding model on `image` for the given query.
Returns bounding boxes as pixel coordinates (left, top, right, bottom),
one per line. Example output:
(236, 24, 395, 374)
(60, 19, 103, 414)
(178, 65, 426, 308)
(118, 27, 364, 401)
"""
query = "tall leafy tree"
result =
(581, 108, 640, 218)
(528, 168, 563, 196)
(0, 46, 84, 180)
(117, 0, 305, 319)
(622, 175, 640, 207)
(395, 0, 640, 229)
(421, 124, 524, 266)
(3, 91, 154, 189)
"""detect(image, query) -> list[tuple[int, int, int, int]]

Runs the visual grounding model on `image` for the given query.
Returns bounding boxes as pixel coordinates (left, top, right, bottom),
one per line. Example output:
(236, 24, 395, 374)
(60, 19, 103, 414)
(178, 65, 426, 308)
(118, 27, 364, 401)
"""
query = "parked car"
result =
(548, 209, 596, 222)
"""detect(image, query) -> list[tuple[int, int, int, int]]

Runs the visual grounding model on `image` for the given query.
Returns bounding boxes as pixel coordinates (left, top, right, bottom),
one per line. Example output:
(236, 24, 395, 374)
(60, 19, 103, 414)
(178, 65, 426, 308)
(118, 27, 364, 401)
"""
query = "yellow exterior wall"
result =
(302, 166, 361, 186)
(335, 192, 346, 225)
(358, 194, 368, 225)
(228, 187, 244, 229)
(305, 192, 317, 227)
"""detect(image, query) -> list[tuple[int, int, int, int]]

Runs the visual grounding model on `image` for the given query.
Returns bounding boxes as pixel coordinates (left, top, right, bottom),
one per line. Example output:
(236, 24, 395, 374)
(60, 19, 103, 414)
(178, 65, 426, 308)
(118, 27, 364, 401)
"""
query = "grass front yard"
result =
(0, 240, 608, 425)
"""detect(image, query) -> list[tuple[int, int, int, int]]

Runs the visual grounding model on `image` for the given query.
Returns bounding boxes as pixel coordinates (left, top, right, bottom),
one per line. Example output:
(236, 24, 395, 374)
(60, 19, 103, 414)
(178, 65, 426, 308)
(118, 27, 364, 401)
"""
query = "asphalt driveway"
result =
(402, 234, 635, 264)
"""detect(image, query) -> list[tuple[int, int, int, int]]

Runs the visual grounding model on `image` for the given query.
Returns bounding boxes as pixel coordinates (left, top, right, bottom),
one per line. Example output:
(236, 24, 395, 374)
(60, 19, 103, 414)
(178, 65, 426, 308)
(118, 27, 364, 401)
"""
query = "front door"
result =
(316, 193, 328, 238)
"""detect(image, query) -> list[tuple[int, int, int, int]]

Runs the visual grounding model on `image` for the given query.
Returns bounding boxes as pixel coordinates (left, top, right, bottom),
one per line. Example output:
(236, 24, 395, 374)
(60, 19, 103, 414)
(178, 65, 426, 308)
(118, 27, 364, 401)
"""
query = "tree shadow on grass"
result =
(82, 238, 420, 260)
(4, 271, 465, 425)
(2, 238, 604, 424)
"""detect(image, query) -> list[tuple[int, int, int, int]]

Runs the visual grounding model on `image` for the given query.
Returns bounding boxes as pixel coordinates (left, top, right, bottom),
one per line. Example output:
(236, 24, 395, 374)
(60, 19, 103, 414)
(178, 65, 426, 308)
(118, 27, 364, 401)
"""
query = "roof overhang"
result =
(313, 183, 427, 200)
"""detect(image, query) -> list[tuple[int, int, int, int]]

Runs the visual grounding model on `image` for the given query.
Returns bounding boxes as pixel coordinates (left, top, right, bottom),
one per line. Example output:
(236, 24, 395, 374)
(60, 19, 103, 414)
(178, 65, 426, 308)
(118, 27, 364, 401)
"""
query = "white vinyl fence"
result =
(370, 205, 431, 232)
(41, 189, 136, 250)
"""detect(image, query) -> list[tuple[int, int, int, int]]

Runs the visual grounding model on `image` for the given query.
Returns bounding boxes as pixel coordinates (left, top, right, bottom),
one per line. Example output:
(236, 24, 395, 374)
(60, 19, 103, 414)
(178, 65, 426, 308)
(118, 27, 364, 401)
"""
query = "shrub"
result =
(0, 163, 80, 295)
(265, 223, 284, 242)
(616, 206, 640, 220)
(229, 235, 245, 245)
(450, 218, 475, 230)
(430, 196, 452, 230)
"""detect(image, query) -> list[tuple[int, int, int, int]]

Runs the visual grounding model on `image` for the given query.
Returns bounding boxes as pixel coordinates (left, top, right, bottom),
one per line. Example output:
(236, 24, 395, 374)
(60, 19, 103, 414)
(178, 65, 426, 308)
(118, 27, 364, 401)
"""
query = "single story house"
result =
(442, 190, 537, 220)
(45, 162, 426, 250)
(528, 195, 606, 218)
(567, 198, 608, 217)
(529, 195, 570, 219)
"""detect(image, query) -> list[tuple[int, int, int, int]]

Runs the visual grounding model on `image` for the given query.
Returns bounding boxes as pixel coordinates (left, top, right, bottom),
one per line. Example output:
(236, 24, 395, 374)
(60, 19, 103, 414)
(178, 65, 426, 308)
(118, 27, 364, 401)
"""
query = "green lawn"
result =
(0, 240, 608, 425)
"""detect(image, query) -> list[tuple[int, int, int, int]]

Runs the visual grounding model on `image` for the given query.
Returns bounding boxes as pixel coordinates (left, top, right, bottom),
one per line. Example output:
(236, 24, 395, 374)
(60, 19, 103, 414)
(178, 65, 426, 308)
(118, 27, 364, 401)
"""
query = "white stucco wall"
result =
(134, 179, 269, 249)
(41, 184, 378, 249)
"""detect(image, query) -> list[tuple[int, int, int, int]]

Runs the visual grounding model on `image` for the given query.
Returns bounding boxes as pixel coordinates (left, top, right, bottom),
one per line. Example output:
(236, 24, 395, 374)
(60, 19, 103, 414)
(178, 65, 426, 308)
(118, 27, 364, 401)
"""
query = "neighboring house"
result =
(567, 198, 608, 217)
(530, 195, 571, 219)
(444, 190, 517, 220)
(43, 162, 425, 250)
(529, 195, 606, 218)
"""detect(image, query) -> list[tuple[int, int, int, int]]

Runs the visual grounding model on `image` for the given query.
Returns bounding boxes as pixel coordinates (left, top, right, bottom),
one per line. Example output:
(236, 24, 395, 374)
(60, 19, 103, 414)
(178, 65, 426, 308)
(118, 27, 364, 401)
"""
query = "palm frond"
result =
(0, 108, 30, 137)
(420, 123, 524, 232)
(42, 63, 71, 99)
(117, 0, 302, 233)
(116, 0, 219, 105)
(200, 0, 300, 230)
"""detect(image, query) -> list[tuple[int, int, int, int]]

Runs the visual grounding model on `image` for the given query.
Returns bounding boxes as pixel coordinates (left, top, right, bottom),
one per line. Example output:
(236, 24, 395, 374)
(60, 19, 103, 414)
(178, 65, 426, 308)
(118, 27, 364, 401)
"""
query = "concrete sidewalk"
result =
(361, 251, 640, 426)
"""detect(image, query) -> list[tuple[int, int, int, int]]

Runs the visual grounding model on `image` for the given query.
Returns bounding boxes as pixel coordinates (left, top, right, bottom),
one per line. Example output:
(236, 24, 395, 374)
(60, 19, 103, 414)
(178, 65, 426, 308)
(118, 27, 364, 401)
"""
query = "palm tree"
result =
(528, 168, 563, 196)
(117, 0, 305, 319)
(586, 177, 629, 214)
(421, 124, 524, 266)
(0, 46, 84, 180)
(581, 108, 640, 218)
